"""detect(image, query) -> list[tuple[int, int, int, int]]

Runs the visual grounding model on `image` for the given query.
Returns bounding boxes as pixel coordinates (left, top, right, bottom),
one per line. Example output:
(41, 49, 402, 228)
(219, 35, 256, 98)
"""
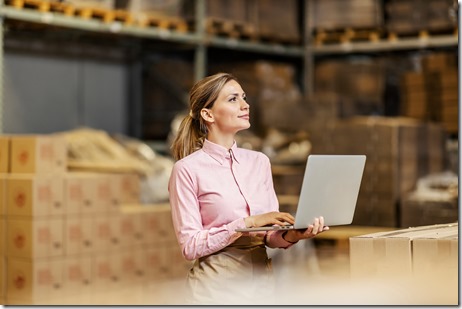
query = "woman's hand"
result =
(282, 216, 329, 243)
(244, 211, 295, 228)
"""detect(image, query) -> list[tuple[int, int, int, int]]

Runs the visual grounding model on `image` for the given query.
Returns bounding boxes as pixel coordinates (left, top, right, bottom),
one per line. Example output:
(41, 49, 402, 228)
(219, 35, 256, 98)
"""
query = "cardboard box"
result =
(130, 248, 146, 283)
(0, 175, 5, 217)
(166, 244, 191, 278)
(63, 172, 111, 216)
(92, 254, 121, 290)
(350, 223, 458, 279)
(6, 257, 64, 302)
(0, 216, 4, 255)
(95, 174, 117, 213)
(143, 209, 175, 245)
(0, 136, 10, 173)
(116, 214, 139, 248)
(62, 256, 93, 298)
(10, 135, 66, 175)
(63, 173, 89, 216)
(144, 247, 168, 280)
(113, 249, 145, 284)
(6, 218, 64, 258)
(112, 173, 141, 205)
(6, 175, 64, 217)
(64, 216, 94, 256)
(0, 255, 4, 304)
(92, 214, 120, 253)
(413, 233, 458, 281)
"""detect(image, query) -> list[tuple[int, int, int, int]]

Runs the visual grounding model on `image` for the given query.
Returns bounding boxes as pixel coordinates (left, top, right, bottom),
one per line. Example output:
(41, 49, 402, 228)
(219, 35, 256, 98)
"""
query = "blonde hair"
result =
(171, 72, 238, 161)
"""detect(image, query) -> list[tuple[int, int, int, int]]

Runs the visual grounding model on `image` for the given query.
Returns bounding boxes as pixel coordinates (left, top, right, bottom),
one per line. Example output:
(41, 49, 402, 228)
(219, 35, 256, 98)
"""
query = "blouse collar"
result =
(202, 139, 240, 165)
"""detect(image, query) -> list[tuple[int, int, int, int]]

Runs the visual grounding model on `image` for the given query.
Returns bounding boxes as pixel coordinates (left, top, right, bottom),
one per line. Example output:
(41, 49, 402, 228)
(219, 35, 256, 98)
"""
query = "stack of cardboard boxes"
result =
(0, 134, 187, 304)
(385, 0, 457, 35)
(400, 52, 458, 135)
(308, 117, 447, 228)
(309, 0, 383, 32)
(349, 222, 458, 304)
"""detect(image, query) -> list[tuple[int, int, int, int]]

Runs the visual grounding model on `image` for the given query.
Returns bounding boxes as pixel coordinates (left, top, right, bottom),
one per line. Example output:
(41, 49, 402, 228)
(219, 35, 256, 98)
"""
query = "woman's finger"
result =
(311, 217, 320, 234)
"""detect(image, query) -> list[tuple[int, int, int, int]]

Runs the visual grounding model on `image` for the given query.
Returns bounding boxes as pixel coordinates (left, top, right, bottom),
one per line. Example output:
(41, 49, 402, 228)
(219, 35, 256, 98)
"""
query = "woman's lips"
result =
(238, 114, 250, 120)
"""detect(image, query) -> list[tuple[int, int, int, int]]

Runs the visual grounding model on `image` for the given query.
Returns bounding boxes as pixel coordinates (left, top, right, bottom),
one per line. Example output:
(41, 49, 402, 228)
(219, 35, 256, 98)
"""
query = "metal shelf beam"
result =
(310, 35, 458, 55)
(0, 6, 304, 57)
(0, 6, 200, 44)
(205, 37, 303, 57)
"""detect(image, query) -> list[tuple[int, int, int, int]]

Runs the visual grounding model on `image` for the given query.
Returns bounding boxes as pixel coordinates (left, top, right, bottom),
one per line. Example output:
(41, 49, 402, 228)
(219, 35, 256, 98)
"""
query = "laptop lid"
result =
(235, 154, 366, 232)
(293, 154, 366, 228)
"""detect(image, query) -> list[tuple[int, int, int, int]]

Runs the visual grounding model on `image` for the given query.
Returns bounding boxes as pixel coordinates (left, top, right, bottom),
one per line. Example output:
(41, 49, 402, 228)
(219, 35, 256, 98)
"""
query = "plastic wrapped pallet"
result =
(182, 0, 257, 36)
(309, 0, 383, 31)
(125, 0, 183, 17)
(400, 52, 458, 134)
(62, 0, 114, 9)
(256, 0, 300, 42)
(123, 0, 185, 26)
(386, 0, 457, 35)
(314, 58, 386, 117)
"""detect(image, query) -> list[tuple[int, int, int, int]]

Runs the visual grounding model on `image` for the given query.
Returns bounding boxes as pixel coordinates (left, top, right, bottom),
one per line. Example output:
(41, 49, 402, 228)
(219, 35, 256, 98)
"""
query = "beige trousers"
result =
(183, 235, 276, 305)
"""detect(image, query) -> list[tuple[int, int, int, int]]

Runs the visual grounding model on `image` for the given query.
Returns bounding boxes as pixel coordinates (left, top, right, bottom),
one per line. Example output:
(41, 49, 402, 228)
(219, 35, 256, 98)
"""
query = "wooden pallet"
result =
(7, 0, 134, 24)
(138, 15, 188, 33)
(205, 18, 257, 40)
(75, 6, 118, 24)
(48, 2, 75, 16)
(314, 28, 382, 45)
(112, 9, 134, 26)
(8, 0, 47, 11)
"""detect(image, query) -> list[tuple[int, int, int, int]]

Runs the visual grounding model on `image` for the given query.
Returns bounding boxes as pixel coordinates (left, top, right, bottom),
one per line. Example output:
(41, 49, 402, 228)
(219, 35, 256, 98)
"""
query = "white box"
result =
(92, 214, 120, 253)
(144, 247, 168, 280)
(64, 216, 94, 256)
(62, 256, 93, 298)
(92, 253, 120, 290)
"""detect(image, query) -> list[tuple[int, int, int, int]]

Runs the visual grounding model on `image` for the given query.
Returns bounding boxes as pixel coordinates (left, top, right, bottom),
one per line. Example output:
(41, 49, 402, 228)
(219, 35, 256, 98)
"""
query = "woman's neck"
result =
(207, 133, 235, 150)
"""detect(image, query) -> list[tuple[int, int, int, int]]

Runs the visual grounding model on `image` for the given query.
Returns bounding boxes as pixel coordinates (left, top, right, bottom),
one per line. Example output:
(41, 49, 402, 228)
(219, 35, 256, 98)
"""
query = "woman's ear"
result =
(200, 108, 214, 123)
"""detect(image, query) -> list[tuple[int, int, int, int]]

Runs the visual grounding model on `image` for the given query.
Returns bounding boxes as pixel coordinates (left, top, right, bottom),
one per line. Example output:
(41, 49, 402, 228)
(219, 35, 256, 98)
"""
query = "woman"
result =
(168, 73, 329, 304)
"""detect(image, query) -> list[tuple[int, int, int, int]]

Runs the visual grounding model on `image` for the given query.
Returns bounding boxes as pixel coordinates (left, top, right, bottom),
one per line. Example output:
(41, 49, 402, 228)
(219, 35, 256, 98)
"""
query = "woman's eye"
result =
(229, 97, 237, 102)
(243, 96, 247, 101)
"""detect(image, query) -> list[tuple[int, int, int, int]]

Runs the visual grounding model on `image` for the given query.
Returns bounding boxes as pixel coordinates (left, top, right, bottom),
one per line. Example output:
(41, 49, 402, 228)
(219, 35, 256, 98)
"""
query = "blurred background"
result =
(0, 0, 459, 305)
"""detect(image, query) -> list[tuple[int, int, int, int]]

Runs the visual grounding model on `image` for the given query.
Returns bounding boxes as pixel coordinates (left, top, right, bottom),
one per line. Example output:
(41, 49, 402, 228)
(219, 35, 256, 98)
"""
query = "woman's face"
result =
(203, 80, 250, 134)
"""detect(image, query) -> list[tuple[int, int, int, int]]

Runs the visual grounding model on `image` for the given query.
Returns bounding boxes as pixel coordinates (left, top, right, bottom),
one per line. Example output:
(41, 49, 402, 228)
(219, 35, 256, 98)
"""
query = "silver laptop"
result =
(236, 155, 366, 232)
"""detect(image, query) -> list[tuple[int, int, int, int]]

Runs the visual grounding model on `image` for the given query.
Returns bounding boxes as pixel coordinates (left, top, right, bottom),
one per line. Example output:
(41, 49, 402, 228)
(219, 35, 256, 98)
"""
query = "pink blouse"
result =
(168, 139, 294, 261)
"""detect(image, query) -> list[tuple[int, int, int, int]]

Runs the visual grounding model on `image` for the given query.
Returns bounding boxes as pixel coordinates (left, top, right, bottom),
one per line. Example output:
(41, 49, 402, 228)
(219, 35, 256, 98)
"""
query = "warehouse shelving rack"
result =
(0, 0, 458, 134)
